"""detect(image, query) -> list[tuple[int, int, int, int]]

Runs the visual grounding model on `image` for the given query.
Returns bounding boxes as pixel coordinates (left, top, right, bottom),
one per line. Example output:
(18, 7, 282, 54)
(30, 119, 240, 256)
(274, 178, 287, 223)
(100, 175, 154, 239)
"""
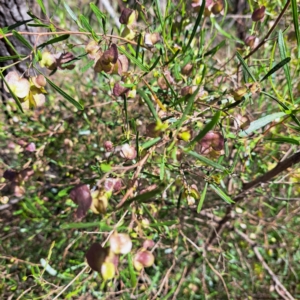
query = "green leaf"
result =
(0, 71, 23, 113)
(261, 91, 300, 127)
(36, 0, 47, 15)
(90, 2, 106, 30)
(37, 34, 70, 49)
(135, 33, 142, 59)
(79, 14, 95, 37)
(100, 163, 112, 172)
(291, 0, 300, 58)
(260, 57, 291, 82)
(0, 29, 19, 56)
(204, 40, 226, 57)
(197, 182, 208, 213)
(118, 46, 149, 72)
(63, 1, 78, 23)
(0, 55, 25, 62)
(266, 137, 300, 145)
(160, 152, 165, 181)
(120, 185, 164, 208)
(140, 137, 161, 150)
(238, 112, 286, 137)
(127, 253, 137, 288)
(236, 51, 256, 82)
(7, 19, 33, 31)
(212, 18, 241, 42)
(154, 0, 164, 29)
(183, 148, 226, 171)
(138, 89, 158, 120)
(182, 0, 205, 56)
(57, 187, 72, 198)
(278, 30, 293, 103)
(12, 30, 33, 50)
(188, 110, 221, 147)
(148, 55, 161, 72)
(60, 222, 112, 230)
(209, 184, 234, 204)
(162, 72, 176, 98)
(27, 23, 50, 28)
(173, 87, 200, 128)
(164, 50, 180, 66)
(44, 76, 84, 110)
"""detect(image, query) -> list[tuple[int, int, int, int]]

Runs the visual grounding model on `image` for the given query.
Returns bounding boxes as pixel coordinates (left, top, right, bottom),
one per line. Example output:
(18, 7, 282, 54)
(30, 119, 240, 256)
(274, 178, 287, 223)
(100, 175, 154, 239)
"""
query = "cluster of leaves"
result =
(1, 0, 300, 299)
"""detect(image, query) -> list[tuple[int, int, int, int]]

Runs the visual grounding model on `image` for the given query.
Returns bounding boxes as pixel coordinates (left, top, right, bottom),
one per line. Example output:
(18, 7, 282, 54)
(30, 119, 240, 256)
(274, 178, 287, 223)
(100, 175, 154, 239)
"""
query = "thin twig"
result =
(116, 147, 156, 208)
(0, 30, 146, 48)
(172, 266, 187, 300)
(206, 150, 300, 247)
(204, 258, 230, 300)
(235, 229, 295, 300)
(52, 265, 89, 300)
(242, 0, 291, 61)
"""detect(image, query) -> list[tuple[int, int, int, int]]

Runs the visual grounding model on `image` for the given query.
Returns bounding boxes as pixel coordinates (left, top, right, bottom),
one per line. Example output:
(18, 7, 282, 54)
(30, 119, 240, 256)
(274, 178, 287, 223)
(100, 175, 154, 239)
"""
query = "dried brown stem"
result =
(206, 150, 300, 247)
(235, 229, 295, 300)
(116, 147, 155, 209)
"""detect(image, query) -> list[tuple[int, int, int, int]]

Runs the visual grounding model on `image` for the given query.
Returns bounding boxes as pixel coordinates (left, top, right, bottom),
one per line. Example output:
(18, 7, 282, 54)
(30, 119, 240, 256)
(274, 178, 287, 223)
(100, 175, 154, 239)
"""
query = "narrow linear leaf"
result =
(81, 60, 94, 73)
(160, 151, 165, 181)
(209, 184, 234, 204)
(79, 14, 95, 37)
(135, 34, 142, 59)
(37, 34, 70, 49)
(27, 23, 50, 28)
(266, 137, 300, 145)
(291, 0, 300, 58)
(148, 55, 161, 71)
(0, 72, 23, 113)
(174, 87, 200, 128)
(154, 0, 164, 28)
(182, 0, 205, 56)
(118, 46, 149, 71)
(0, 55, 25, 62)
(60, 222, 112, 230)
(188, 110, 221, 147)
(197, 182, 208, 213)
(212, 19, 242, 42)
(183, 148, 226, 171)
(261, 91, 300, 127)
(278, 30, 293, 103)
(90, 2, 106, 27)
(0, 29, 19, 56)
(12, 30, 33, 50)
(238, 112, 286, 137)
(260, 57, 291, 82)
(7, 19, 33, 31)
(120, 186, 164, 208)
(204, 40, 226, 57)
(138, 89, 159, 120)
(63, 1, 78, 23)
(162, 72, 177, 98)
(164, 49, 180, 66)
(127, 253, 137, 288)
(36, 0, 47, 15)
(44, 76, 84, 110)
(140, 137, 161, 150)
(236, 51, 256, 82)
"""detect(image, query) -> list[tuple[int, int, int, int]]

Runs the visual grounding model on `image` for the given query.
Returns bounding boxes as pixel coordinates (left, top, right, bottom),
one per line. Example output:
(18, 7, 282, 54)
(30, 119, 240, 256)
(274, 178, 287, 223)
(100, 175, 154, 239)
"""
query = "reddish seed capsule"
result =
(252, 6, 265, 22)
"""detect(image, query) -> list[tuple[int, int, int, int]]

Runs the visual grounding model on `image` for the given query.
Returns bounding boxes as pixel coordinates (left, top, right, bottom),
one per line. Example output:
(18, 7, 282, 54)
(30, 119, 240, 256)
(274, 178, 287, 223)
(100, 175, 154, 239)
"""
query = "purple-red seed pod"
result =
(252, 6, 265, 22)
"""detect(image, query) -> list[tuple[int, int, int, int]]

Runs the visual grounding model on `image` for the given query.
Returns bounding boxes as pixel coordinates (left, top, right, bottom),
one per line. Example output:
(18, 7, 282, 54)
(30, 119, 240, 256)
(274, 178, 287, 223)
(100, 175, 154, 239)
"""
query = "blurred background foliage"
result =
(0, 0, 300, 299)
